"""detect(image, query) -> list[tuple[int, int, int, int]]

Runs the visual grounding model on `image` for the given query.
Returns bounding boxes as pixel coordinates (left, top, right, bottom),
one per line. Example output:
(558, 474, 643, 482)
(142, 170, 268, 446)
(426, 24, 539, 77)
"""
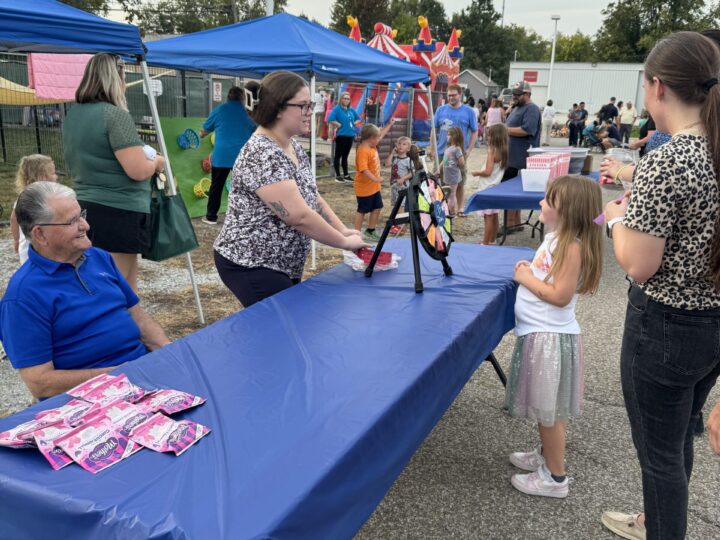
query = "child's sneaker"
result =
(510, 464, 569, 499)
(363, 229, 380, 242)
(509, 447, 545, 471)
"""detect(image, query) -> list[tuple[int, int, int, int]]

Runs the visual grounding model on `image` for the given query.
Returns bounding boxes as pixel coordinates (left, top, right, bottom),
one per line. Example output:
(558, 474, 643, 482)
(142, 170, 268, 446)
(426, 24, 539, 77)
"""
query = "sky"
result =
(284, 0, 607, 40)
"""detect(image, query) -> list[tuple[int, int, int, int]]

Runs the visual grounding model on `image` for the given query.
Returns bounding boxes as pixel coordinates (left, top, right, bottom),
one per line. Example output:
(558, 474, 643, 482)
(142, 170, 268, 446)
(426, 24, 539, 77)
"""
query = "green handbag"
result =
(142, 175, 199, 261)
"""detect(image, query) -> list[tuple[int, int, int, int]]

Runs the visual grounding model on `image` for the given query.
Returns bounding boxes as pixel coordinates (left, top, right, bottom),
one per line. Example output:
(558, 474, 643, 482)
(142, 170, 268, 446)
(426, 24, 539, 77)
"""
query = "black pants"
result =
(621, 284, 720, 539)
(206, 166, 231, 222)
(619, 123, 632, 144)
(333, 135, 354, 177)
(214, 251, 300, 308)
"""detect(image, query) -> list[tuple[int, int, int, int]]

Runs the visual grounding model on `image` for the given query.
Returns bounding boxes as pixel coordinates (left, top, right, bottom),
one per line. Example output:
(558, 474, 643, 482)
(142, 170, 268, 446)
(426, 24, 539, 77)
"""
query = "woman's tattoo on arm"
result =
(318, 206, 332, 224)
(270, 201, 289, 218)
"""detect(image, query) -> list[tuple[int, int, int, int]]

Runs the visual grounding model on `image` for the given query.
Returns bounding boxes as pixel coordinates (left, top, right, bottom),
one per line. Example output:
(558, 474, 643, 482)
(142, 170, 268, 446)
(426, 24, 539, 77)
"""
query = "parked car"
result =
(499, 88, 513, 107)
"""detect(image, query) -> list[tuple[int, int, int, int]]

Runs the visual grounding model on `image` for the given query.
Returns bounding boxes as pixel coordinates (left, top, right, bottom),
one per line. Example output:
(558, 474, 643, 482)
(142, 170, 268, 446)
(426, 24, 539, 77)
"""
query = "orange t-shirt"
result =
(354, 144, 381, 197)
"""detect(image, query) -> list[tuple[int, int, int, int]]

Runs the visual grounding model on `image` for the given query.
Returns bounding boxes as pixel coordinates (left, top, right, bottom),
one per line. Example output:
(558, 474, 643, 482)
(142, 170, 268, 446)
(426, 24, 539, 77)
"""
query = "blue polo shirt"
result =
(0, 247, 148, 370)
(327, 105, 360, 137)
(203, 101, 256, 168)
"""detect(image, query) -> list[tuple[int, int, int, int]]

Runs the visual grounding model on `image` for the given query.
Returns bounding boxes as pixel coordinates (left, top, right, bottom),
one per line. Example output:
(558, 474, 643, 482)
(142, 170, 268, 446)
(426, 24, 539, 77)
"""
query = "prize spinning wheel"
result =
(411, 174, 453, 260)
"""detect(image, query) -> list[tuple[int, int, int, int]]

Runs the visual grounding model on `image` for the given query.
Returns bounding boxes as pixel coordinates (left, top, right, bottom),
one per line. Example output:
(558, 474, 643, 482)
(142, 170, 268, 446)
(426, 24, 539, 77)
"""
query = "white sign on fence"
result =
(213, 82, 223, 102)
(142, 79, 163, 97)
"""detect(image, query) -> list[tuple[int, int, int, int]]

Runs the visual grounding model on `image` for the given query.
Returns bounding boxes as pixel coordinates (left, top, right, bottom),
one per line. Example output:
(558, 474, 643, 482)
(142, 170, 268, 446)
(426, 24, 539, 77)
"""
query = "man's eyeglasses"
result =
(285, 102, 315, 114)
(36, 209, 87, 227)
(447, 93, 460, 98)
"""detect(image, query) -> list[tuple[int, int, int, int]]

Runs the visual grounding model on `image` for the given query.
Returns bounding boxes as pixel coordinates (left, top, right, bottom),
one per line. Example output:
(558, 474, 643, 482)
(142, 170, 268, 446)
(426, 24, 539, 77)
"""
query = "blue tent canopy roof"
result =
(0, 0, 144, 56)
(146, 13, 429, 83)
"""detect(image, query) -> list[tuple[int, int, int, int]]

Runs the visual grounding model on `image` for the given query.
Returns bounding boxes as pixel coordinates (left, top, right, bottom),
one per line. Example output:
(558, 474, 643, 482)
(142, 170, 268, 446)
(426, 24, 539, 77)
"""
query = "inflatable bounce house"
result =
(341, 15, 463, 148)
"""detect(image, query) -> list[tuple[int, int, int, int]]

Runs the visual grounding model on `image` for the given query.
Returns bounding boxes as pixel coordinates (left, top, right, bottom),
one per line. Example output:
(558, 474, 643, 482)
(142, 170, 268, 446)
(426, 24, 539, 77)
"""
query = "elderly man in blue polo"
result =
(0, 182, 170, 399)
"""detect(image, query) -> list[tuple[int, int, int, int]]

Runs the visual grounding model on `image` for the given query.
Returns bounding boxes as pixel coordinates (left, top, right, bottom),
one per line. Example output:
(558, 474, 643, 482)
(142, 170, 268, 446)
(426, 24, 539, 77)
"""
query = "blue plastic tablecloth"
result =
(465, 171, 600, 213)
(0, 240, 533, 540)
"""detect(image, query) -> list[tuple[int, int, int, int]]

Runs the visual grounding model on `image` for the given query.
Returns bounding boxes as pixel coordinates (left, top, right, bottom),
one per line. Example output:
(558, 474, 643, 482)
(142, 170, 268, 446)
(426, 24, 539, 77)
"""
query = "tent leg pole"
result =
(310, 74, 317, 271)
(141, 60, 205, 325)
(426, 87, 440, 173)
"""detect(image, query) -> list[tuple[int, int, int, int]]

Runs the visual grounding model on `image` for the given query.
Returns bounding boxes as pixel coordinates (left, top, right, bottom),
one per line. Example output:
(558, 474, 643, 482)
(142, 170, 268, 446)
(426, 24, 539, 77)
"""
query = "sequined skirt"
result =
(504, 332, 584, 426)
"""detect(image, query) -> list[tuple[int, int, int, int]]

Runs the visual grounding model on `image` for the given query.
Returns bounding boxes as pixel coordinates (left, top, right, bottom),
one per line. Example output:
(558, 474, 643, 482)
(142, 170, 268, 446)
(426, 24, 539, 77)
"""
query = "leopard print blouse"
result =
(624, 133, 720, 309)
(214, 133, 318, 279)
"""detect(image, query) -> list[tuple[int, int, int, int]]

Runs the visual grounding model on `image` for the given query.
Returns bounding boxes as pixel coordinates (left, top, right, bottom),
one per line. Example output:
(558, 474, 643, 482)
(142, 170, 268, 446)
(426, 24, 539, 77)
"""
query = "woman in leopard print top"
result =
(601, 32, 720, 540)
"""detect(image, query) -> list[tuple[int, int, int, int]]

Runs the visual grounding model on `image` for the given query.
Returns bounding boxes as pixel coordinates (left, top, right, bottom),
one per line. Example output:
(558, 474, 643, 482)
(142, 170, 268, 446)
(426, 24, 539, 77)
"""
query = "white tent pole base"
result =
(184, 251, 205, 325)
(311, 239, 317, 271)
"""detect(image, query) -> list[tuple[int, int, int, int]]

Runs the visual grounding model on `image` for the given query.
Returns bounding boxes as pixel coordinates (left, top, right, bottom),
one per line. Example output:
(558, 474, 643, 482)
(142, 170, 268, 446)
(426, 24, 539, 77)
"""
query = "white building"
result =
(508, 61, 645, 117)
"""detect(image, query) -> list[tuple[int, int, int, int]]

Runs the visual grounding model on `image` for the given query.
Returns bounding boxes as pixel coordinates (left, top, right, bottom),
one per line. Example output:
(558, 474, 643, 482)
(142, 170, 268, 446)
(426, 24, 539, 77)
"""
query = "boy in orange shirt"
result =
(354, 119, 395, 241)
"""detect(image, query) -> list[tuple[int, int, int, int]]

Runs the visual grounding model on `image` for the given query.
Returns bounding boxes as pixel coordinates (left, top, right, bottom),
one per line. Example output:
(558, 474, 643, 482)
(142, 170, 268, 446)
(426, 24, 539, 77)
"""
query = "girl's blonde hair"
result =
(15, 154, 54, 194)
(75, 53, 127, 110)
(544, 175, 603, 294)
(396, 136, 411, 146)
(447, 126, 464, 148)
(486, 124, 509, 169)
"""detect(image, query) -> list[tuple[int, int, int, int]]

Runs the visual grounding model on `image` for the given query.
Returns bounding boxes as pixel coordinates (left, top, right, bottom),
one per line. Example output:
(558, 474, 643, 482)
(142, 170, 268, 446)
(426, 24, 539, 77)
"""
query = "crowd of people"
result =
(1, 27, 720, 540)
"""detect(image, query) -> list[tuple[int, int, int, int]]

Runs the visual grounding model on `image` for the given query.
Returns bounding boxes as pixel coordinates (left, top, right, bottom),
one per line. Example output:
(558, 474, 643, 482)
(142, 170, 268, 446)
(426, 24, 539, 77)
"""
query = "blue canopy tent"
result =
(0, 0, 204, 323)
(145, 13, 434, 267)
(144, 12, 429, 83)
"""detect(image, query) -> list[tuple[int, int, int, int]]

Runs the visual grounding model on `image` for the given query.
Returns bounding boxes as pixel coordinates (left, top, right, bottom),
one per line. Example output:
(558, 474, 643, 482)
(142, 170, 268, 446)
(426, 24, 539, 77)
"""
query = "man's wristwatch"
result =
(606, 216, 624, 238)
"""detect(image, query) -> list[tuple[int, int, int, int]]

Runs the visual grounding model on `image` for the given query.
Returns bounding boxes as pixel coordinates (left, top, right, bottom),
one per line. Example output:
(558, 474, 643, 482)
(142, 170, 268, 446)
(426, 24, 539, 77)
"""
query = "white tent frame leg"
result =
(140, 61, 205, 325)
(426, 86, 440, 173)
(310, 73, 317, 270)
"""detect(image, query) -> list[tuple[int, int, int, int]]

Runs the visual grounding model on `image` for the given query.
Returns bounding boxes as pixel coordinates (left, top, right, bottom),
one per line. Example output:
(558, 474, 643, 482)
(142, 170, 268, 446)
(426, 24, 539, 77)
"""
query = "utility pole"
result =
(501, 0, 506, 27)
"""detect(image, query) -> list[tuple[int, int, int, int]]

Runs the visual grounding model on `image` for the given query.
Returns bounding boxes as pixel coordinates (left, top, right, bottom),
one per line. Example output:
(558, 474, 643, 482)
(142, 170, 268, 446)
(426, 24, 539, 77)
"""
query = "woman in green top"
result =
(63, 53, 165, 292)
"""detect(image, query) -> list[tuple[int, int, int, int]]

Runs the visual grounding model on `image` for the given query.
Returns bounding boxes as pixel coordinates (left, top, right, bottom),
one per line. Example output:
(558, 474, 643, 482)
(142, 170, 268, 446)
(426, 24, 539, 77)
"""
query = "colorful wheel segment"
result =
(411, 174, 453, 260)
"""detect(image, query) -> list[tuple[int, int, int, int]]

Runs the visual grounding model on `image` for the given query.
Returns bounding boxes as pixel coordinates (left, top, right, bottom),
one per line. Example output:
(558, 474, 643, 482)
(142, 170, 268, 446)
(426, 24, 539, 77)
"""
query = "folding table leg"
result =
(485, 353, 507, 387)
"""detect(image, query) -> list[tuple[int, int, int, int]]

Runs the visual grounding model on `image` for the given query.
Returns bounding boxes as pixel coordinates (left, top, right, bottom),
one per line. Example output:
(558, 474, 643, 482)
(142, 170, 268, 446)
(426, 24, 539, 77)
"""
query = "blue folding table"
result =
(0, 240, 532, 540)
(465, 172, 600, 244)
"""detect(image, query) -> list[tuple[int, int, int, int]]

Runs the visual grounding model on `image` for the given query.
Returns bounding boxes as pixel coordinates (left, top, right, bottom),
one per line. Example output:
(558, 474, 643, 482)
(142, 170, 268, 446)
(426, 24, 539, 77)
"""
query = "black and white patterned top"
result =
(214, 133, 318, 279)
(624, 133, 720, 309)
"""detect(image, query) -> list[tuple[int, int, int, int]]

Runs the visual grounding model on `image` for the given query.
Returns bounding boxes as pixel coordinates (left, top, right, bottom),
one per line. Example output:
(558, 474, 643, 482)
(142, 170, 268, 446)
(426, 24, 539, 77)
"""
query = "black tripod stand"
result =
(364, 152, 453, 293)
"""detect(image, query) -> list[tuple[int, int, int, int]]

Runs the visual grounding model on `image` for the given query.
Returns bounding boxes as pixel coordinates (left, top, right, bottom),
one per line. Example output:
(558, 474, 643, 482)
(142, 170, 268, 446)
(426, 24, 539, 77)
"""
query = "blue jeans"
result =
(621, 284, 720, 539)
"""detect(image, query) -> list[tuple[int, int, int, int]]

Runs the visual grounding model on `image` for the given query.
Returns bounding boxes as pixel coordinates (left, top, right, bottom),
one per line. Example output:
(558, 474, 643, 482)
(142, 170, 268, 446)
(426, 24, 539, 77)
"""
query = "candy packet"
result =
(129, 413, 210, 456)
(82, 399, 152, 437)
(0, 418, 43, 448)
(136, 389, 206, 415)
(81, 374, 147, 405)
(67, 373, 118, 400)
(35, 398, 101, 427)
(32, 420, 75, 470)
(55, 417, 141, 474)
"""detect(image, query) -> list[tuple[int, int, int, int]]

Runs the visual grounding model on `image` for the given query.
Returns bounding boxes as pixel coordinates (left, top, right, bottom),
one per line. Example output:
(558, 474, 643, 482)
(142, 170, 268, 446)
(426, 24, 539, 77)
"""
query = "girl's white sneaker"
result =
(509, 447, 545, 471)
(510, 464, 569, 499)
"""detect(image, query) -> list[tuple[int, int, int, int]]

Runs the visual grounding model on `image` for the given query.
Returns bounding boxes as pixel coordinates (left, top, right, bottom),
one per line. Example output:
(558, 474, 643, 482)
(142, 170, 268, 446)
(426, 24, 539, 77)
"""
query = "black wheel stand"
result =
(364, 170, 453, 292)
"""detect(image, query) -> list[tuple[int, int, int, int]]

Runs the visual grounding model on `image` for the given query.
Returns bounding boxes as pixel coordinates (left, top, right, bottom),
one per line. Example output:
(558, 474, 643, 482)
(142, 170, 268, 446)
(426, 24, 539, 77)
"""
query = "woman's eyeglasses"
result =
(285, 102, 315, 114)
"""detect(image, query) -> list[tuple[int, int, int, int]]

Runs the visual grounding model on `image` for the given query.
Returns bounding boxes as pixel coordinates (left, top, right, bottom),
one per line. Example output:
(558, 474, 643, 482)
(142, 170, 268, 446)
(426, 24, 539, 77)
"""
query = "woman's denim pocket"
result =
(627, 283, 648, 314)
(663, 312, 720, 376)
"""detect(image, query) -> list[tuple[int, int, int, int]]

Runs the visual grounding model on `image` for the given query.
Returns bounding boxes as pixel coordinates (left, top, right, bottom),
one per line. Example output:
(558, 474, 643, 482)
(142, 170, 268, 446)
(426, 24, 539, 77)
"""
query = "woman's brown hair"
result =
(544, 175, 604, 295)
(75, 53, 127, 110)
(249, 71, 307, 128)
(644, 31, 720, 287)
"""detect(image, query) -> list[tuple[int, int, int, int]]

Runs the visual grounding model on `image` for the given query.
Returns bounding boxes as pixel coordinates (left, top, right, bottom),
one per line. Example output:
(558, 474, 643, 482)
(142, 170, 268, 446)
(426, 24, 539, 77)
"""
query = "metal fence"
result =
(0, 53, 448, 176)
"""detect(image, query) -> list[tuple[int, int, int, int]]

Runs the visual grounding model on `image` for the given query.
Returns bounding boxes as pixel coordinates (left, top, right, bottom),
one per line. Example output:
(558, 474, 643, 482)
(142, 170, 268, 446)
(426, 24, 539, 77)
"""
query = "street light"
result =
(548, 15, 560, 104)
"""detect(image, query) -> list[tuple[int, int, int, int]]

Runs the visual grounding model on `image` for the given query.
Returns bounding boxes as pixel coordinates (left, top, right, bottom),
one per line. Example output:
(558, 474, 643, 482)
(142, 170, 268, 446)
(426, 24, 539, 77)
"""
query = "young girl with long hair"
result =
(472, 124, 508, 244)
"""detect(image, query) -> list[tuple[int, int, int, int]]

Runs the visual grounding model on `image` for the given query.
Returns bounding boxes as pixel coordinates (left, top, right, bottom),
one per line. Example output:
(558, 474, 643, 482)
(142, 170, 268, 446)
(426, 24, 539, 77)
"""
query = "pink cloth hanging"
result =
(28, 53, 92, 101)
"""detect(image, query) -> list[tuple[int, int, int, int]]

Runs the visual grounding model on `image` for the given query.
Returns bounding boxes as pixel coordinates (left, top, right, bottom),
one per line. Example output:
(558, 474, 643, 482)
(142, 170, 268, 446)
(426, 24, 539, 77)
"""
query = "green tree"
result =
(128, 0, 287, 35)
(329, 0, 391, 38)
(594, 0, 719, 62)
(551, 32, 595, 62)
(388, 0, 450, 44)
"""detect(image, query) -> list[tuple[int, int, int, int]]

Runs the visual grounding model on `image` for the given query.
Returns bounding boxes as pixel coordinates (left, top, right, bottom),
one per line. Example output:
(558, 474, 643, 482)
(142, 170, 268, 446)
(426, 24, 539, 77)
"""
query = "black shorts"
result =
(356, 192, 383, 214)
(79, 200, 151, 254)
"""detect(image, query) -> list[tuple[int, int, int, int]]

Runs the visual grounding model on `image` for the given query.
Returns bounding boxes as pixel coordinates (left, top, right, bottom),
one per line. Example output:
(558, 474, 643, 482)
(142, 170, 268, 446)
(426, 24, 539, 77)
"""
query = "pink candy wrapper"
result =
(136, 389, 206, 415)
(81, 374, 146, 405)
(32, 420, 75, 470)
(0, 418, 43, 448)
(55, 417, 141, 474)
(35, 398, 101, 427)
(129, 413, 210, 456)
(67, 373, 118, 399)
(82, 399, 152, 436)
